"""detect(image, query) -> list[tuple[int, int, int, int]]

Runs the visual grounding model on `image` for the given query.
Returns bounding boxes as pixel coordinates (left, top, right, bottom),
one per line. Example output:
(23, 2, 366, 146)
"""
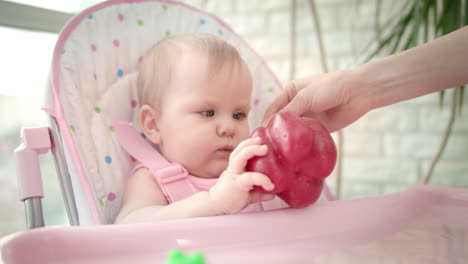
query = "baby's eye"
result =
(200, 110, 215, 117)
(233, 112, 246, 120)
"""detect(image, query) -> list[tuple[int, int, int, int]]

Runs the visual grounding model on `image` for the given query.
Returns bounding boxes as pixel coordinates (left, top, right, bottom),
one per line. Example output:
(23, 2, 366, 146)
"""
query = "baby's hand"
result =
(209, 137, 275, 215)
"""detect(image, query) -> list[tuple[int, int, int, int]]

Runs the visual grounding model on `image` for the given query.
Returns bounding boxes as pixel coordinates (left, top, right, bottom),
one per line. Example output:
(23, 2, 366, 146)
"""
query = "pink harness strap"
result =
(155, 163, 198, 203)
(114, 122, 194, 203)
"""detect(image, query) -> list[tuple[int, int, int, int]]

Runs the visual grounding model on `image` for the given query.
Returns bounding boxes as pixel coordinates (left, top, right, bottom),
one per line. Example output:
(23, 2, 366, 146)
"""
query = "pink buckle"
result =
(156, 163, 188, 184)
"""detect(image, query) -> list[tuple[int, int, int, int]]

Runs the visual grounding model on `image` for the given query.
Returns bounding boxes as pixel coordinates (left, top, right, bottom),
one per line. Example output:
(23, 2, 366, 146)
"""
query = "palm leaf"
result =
(459, 86, 465, 115)
(423, 0, 432, 42)
(465, 0, 468, 26)
(364, 4, 414, 61)
(439, 90, 445, 110)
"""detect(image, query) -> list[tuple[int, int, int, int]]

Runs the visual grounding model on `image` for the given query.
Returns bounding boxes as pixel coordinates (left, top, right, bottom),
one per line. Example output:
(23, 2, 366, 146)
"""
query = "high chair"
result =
(3, 1, 468, 263)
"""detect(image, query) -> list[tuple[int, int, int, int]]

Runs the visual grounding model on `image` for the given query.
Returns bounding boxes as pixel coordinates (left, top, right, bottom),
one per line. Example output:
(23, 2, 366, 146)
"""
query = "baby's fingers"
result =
(230, 137, 261, 158)
(228, 144, 268, 173)
(237, 172, 274, 192)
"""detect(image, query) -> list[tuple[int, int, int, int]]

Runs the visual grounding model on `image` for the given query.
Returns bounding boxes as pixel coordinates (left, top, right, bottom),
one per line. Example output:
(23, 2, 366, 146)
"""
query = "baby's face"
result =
(155, 50, 252, 179)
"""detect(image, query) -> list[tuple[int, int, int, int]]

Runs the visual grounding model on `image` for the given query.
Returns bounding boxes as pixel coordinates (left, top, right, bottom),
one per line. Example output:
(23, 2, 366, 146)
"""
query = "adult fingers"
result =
(262, 90, 293, 126)
(237, 172, 274, 192)
(279, 89, 313, 117)
(247, 191, 276, 204)
(262, 77, 313, 126)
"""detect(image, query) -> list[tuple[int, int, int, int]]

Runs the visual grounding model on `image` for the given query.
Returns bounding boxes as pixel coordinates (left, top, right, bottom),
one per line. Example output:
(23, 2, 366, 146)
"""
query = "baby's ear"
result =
(139, 104, 161, 144)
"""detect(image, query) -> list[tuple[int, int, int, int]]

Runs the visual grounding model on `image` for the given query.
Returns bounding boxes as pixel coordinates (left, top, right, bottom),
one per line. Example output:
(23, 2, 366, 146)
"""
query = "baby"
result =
(115, 33, 279, 224)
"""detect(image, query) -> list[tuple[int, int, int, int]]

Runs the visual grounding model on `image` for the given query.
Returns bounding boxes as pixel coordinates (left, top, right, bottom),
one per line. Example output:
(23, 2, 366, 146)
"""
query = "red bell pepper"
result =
(246, 112, 337, 208)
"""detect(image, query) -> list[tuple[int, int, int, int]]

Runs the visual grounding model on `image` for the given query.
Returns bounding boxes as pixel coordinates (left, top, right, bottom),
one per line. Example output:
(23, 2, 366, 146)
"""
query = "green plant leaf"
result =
(465, 0, 468, 25)
(390, 23, 408, 54)
(439, 90, 445, 110)
(459, 85, 465, 115)
(364, 24, 401, 61)
(423, 0, 432, 43)
(401, 1, 422, 52)
(364, 3, 414, 61)
(441, 0, 458, 34)
(402, 31, 415, 51)
(435, 0, 442, 33)
(411, 0, 422, 44)
(433, 0, 438, 30)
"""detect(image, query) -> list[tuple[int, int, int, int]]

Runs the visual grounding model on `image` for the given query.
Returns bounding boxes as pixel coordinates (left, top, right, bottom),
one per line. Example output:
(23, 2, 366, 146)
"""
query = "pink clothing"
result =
(131, 163, 283, 213)
(116, 122, 282, 213)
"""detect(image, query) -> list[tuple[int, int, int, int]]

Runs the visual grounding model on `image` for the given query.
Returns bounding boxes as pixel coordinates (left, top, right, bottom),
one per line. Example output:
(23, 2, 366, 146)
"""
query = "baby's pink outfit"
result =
(116, 122, 282, 212)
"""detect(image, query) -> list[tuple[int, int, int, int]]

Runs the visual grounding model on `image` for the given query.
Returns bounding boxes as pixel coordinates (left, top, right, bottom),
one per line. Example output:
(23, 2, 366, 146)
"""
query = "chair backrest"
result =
(44, 0, 282, 224)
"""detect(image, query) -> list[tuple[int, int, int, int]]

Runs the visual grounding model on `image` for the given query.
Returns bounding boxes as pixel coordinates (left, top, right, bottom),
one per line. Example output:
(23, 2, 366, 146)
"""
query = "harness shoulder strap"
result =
(114, 122, 194, 203)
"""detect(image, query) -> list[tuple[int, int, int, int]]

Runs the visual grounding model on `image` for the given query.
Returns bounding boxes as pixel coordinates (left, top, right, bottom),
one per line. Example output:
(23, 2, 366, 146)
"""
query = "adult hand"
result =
(263, 71, 371, 133)
(263, 27, 468, 133)
(209, 137, 275, 214)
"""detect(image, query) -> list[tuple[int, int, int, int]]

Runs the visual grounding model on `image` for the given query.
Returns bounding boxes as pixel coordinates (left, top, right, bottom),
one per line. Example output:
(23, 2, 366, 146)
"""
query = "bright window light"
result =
(0, 26, 57, 96)
(6, 0, 106, 13)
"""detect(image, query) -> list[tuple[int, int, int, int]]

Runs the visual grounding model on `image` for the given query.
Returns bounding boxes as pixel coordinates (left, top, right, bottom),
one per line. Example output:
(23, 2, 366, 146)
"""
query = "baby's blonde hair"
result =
(138, 33, 245, 108)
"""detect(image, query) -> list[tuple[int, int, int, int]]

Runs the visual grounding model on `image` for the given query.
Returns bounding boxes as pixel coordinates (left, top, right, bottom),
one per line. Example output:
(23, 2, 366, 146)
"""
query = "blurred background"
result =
(1, 0, 467, 238)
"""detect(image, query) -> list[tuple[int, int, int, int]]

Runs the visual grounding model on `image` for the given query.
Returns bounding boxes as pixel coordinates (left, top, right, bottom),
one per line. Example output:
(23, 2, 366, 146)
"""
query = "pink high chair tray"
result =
(2, 185, 468, 264)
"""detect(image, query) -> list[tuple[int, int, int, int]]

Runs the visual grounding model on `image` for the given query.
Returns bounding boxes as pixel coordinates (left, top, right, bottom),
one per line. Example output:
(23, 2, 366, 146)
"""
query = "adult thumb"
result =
(280, 91, 310, 116)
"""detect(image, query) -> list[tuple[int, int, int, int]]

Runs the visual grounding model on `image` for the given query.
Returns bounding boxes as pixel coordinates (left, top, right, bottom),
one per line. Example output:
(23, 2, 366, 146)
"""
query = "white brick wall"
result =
(184, 0, 468, 199)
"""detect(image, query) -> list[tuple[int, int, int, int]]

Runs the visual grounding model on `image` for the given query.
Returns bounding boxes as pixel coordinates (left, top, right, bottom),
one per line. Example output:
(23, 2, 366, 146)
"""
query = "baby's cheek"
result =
(177, 158, 200, 176)
(239, 125, 251, 140)
(208, 159, 229, 178)
(177, 145, 209, 170)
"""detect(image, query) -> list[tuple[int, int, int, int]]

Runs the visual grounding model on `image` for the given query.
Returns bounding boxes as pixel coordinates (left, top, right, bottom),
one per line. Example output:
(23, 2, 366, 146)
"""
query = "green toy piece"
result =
(165, 249, 206, 264)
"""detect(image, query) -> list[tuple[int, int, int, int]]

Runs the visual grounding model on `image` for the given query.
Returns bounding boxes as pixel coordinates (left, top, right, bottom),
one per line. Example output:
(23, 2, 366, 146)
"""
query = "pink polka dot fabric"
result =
(50, 0, 281, 224)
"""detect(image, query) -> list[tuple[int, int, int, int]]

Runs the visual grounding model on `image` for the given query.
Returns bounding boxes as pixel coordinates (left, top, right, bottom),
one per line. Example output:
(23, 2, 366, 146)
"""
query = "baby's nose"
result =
(217, 121, 236, 137)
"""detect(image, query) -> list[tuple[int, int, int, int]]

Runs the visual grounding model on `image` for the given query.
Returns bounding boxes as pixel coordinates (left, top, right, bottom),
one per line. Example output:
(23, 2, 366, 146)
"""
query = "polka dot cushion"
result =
(53, 0, 281, 224)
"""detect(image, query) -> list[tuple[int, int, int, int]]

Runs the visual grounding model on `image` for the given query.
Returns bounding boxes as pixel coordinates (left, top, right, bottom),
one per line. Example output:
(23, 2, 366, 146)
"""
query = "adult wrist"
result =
(338, 68, 376, 113)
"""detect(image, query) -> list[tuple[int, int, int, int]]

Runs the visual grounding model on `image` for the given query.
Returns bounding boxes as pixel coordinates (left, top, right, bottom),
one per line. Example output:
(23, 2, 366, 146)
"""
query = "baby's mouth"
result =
(217, 145, 234, 153)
